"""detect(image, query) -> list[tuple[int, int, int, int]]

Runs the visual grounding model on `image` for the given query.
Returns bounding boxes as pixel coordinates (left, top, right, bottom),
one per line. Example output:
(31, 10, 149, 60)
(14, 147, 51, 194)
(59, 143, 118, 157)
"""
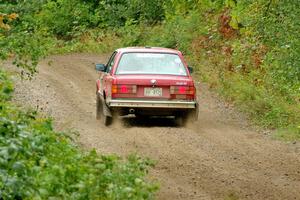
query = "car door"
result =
(102, 51, 117, 102)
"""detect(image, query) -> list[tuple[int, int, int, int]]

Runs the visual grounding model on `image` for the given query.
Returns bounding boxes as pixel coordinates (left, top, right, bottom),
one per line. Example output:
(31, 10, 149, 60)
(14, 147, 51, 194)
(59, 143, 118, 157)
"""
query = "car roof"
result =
(116, 47, 181, 54)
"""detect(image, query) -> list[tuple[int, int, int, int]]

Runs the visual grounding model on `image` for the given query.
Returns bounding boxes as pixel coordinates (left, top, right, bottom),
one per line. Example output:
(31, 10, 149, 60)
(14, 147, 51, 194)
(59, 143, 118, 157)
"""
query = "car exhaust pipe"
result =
(129, 108, 135, 114)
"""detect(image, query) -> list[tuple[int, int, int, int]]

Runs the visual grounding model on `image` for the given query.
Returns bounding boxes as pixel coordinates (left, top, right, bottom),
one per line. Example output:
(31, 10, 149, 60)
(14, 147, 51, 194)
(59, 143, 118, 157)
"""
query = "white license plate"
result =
(144, 87, 162, 97)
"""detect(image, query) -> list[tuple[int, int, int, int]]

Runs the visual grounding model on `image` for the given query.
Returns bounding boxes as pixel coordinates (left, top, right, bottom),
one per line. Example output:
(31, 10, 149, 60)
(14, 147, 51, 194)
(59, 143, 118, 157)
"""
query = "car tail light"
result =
(170, 85, 195, 100)
(112, 84, 137, 94)
(170, 86, 195, 95)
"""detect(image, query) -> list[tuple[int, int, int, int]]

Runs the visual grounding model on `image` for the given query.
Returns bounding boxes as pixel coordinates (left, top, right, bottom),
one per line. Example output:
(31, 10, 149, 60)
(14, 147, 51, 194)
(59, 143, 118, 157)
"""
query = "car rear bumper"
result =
(108, 99, 197, 109)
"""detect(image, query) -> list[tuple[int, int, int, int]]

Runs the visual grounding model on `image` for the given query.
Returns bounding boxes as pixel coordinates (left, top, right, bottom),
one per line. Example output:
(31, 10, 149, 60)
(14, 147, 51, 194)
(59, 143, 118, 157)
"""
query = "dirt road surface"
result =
(10, 54, 300, 200)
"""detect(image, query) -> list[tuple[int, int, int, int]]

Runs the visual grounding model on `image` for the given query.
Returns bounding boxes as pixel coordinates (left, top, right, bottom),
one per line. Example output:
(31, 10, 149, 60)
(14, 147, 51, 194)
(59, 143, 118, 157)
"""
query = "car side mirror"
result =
(188, 66, 194, 74)
(95, 64, 106, 72)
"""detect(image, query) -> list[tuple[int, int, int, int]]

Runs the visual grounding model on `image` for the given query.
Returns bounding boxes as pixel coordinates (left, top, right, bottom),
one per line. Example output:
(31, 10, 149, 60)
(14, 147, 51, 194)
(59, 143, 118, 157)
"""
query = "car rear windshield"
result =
(116, 53, 188, 76)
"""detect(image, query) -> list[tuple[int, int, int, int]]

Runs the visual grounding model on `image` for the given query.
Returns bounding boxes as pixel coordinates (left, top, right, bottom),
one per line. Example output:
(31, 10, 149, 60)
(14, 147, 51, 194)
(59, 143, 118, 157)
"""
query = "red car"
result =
(95, 47, 198, 126)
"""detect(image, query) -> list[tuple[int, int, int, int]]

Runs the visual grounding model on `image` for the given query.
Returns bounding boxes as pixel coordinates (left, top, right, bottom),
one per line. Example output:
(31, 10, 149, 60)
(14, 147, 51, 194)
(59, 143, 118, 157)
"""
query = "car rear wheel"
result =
(102, 115, 112, 126)
(175, 108, 198, 126)
(96, 96, 101, 120)
(175, 113, 187, 127)
(96, 95, 113, 126)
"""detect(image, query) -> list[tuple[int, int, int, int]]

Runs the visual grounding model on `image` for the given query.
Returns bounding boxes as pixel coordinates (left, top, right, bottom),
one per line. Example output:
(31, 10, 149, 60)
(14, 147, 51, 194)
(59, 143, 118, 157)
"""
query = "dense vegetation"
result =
(1, 1, 159, 199)
(0, 70, 157, 199)
(0, 0, 299, 198)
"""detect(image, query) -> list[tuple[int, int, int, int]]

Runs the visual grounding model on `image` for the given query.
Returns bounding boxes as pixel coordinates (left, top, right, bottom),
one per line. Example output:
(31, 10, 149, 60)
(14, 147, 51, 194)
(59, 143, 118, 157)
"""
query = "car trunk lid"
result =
(112, 74, 195, 100)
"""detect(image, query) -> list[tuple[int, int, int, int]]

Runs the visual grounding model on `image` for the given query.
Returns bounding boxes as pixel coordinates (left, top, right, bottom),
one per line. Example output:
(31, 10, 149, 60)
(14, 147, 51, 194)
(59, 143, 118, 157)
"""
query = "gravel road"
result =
(10, 54, 300, 200)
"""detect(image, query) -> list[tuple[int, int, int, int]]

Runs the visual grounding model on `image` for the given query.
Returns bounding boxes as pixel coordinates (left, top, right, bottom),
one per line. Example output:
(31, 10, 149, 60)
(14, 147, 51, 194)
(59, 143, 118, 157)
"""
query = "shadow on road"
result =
(120, 116, 178, 128)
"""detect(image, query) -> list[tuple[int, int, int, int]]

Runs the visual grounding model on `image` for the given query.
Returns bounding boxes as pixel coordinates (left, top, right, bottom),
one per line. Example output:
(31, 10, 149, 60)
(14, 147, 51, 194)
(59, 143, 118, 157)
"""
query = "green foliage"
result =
(92, 0, 165, 27)
(21, 0, 166, 40)
(0, 0, 50, 75)
(38, 0, 94, 39)
(110, 0, 299, 137)
(0, 70, 158, 199)
(164, 0, 224, 17)
(225, 0, 300, 101)
(1, 1, 159, 197)
(0, 0, 168, 69)
(0, 71, 13, 102)
(275, 126, 300, 141)
(205, 0, 300, 133)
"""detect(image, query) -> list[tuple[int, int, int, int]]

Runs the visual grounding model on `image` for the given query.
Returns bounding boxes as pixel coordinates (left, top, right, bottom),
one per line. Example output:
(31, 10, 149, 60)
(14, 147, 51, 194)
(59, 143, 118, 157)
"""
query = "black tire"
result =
(190, 106, 199, 122)
(175, 114, 187, 127)
(185, 107, 199, 126)
(103, 115, 112, 126)
(102, 100, 113, 126)
(96, 95, 113, 126)
(96, 95, 102, 120)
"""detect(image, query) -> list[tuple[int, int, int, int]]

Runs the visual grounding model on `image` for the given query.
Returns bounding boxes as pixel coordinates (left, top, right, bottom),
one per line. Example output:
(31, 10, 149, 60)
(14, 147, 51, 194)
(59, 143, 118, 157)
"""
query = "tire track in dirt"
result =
(11, 54, 300, 200)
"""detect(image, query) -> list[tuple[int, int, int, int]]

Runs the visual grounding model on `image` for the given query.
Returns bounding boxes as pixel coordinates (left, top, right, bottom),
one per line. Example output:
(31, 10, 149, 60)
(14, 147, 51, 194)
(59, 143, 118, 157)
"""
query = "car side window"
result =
(106, 52, 117, 73)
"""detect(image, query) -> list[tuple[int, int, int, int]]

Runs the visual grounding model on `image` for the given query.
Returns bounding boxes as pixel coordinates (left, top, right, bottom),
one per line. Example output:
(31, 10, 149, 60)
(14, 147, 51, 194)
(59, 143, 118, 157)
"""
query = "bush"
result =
(92, 0, 165, 28)
(38, 0, 94, 39)
(0, 70, 158, 199)
(119, 0, 300, 137)
(0, 2, 50, 75)
(0, 71, 13, 102)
